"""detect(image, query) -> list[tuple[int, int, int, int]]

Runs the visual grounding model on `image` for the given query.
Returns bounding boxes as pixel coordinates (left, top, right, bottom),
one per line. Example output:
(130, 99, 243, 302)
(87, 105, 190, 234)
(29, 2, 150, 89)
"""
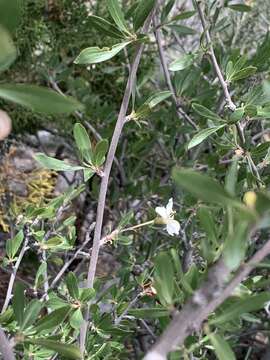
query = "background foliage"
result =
(1, 0, 270, 359)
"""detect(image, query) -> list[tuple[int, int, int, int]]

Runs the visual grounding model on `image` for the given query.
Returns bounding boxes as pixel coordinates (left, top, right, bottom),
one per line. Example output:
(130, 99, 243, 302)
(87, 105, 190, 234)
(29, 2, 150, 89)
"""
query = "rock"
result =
(0, 110, 12, 141)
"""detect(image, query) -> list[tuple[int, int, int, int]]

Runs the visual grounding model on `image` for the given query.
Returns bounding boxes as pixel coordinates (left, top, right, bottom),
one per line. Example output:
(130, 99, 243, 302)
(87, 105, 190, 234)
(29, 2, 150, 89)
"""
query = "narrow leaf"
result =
(27, 339, 82, 360)
(170, 11, 196, 22)
(154, 252, 175, 306)
(144, 91, 172, 108)
(35, 153, 83, 172)
(210, 292, 270, 325)
(187, 125, 225, 150)
(6, 229, 24, 259)
(21, 299, 43, 330)
(0, 26, 16, 72)
(133, 0, 156, 31)
(35, 306, 71, 333)
(230, 66, 257, 81)
(209, 333, 236, 360)
(73, 123, 92, 163)
(66, 272, 79, 300)
(93, 139, 109, 166)
(89, 15, 126, 39)
(169, 53, 196, 71)
(107, 0, 130, 34)
(228, 4, 252, 12)
(128, 307, 170, 318)
(172, 168, 240, 207)
(0, 84, 83, 114)
(192, 103, 223, 122)
(74, 41, 131, 65)
(13, 283, 25, 327)
(223, 221, 249, 270)
(70, 308, 84, 329)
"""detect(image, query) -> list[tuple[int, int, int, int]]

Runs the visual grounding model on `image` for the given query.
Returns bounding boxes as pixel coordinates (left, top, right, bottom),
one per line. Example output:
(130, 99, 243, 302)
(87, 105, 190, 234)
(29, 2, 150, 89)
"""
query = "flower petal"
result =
(155, 206, 167, 219)
(166, 219, 180, 236)
(166, 198, 173, 216)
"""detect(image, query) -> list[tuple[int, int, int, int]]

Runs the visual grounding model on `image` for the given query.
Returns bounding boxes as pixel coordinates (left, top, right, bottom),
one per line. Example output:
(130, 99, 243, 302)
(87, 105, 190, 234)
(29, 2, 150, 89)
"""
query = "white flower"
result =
(155, 198, 180, 236)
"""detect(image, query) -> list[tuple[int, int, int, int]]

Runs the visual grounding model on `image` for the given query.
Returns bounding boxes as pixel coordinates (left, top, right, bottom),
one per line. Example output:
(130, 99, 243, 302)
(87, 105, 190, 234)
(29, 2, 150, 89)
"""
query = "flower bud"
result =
(243, 191, 257, 209)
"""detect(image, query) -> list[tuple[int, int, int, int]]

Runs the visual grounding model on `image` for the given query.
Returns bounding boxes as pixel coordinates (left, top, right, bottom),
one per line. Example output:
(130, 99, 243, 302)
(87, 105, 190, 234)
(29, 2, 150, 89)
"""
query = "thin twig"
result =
(195, 1, 248, 151)
(196, 2, 236, 112)
(114, 293, 141, 326)
(42, 223, 95, 298)
(144, 238, 270, 359)
(1, 230, 30, 314)
(0, 328, 15, 360)
(79, 8, 158, 353)
(153, 16, 197, 130)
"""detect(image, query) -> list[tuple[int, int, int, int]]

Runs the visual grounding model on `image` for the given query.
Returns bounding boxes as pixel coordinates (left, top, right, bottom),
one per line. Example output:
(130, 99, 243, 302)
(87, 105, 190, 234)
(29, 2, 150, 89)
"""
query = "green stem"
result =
(121, 220, 155, 233)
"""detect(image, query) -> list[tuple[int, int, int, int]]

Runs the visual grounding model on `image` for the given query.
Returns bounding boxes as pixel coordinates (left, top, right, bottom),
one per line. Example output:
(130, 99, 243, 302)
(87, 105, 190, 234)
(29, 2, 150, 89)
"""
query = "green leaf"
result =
(170, 11, 196, 21)
(34, 306, 71, 333)
(74, 41, 131, 65)
(66, 272, 79, 300)
(107, 0, 130, 35)
(21, 299, 43, 330)
(6, 229, 24, 259)
(172, 168, 240, 207)
(35, 153, 83, 172)
(0, 26, 16, 72)
(34, 262, 47, 290)
(117, 235, 133, 245)
(209, 333, 236, 360)
(210, 292, 270, 325)
(0, 84, 83, 114)
(225, 158, 238, 197)
(13, 283, 25, 327)
(187, 125, 226, 150)
(223, 220, 249, 270)
(70, 308, 84, 329)
(192, 103, 223, 122)
(154, 252, 175, 306)
(0, 0, 22, 33)
(83, 168, 95, 182)
(169, 53, 196, 72)
(73, 123, 92, 163)
(144, 91, 172, 108)
(198, 207, 217, 247)
(79, 288, 96, 302)
(230, 66, 257, 82)
(88, 15, 126, 39)
(168, 24, 196, 36)
(228, 4, 252, 12)
(93, 139, 109, 166)
(133, 0, 156, 31)
(128, 307, 169, 318)
(26, 339, 82, 359)
(161, 0, 174, 22)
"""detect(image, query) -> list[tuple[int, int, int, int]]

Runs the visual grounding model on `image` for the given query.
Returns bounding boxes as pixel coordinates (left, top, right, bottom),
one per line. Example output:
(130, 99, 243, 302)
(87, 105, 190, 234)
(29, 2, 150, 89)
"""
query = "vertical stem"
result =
(79, 7, 158, 353)
(1, 238, 29, 314)
(195, 1, 236, 112)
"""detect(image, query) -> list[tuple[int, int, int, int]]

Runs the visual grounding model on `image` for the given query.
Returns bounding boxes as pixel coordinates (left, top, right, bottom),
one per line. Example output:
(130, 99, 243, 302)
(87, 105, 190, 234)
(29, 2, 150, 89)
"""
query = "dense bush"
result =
(1, 0, 270, 359)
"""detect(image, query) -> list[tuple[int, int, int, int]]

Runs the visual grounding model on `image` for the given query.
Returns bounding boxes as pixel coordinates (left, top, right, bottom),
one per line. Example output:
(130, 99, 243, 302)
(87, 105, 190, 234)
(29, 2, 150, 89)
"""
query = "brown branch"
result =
(0, 328, 15, 360)
(79, 6, 159, 353)
(144, 238, 270, 359)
